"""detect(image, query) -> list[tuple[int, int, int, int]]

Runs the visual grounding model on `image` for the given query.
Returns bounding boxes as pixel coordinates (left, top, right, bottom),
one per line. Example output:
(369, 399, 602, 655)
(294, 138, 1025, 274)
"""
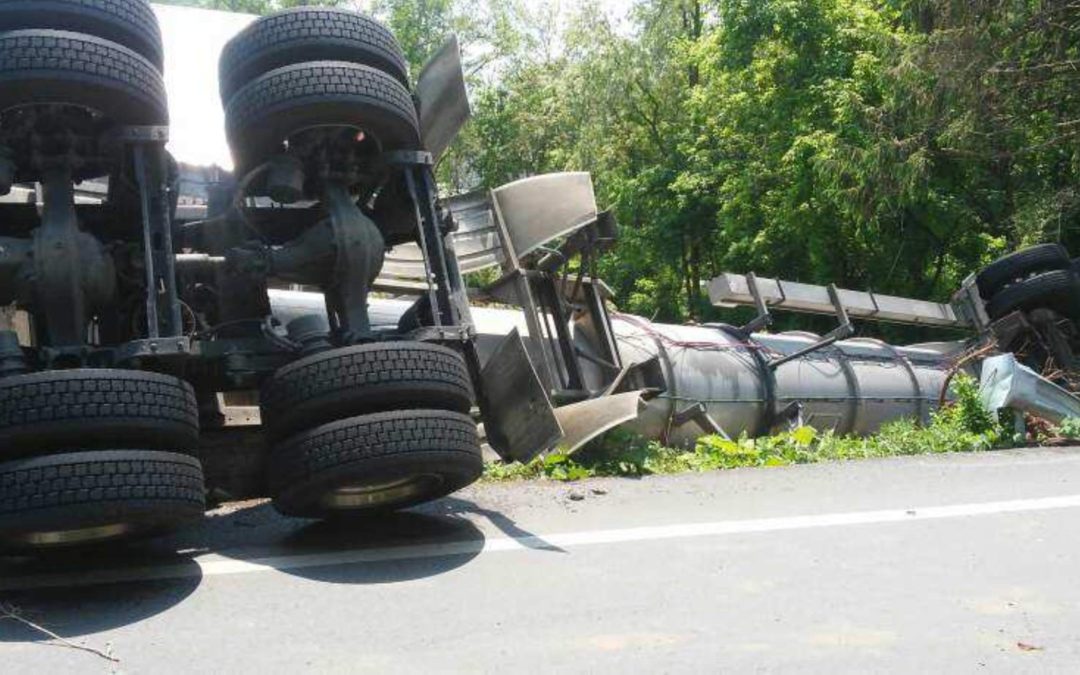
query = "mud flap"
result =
(481, 329, 563, 463)
(415, 36, 470, 163)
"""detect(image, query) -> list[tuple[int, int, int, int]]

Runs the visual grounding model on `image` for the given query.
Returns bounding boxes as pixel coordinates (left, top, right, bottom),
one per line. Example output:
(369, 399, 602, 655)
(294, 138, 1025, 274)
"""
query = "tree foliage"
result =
(164, 0, 1080, 324)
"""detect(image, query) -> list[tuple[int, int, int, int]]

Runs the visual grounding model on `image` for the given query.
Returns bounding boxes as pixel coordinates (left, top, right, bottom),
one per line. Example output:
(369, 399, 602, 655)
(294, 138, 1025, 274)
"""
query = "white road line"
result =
(4, 494, 1080, 591)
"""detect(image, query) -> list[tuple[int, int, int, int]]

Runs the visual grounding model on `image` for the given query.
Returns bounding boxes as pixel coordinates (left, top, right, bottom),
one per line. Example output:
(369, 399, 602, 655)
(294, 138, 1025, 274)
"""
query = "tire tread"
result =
(0, 29, 167, 123)
(224, 61, 418, 169)
(260, 343, 473, 440)
(267, 410, 482, 516)
(985, 269, 1080, 319)
(976, 244, 1070, 299)
(0, 451, 204, 514)
(0, 0, 163, 67)
(220, 7, 407, 101)
(0, 369, 199, 456)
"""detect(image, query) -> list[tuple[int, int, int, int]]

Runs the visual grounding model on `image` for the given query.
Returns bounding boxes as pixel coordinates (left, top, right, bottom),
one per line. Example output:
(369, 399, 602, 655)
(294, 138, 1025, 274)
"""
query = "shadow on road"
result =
(0, 493, 551, 637)
(0, 546, 203, 641)
(434, 497, 567, 553)
(267, 511, 487, 584)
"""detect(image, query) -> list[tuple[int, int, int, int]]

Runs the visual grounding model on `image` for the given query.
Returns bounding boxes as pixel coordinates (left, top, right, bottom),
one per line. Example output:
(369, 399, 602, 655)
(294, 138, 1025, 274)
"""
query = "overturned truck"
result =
(0, 3, 1077, 553)
(0, 3, 513, 550)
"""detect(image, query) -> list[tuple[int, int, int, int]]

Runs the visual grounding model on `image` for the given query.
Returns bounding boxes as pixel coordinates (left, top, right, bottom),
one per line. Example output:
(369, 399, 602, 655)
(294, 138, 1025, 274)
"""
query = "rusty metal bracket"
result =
(671, 401, 729, 440)
(768, 284, 854, 370)
(740, 272, 774, 334)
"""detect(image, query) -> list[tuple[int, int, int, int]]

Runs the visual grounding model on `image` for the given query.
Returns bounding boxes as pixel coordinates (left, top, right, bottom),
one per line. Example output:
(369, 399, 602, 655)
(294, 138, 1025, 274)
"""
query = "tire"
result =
(0, 0, 163, 69)
(268, 410, 482, 519)
(0, 369, 199, 459)
(976, 244, 1070, 299)
(225, 61, 419, 173)
(219, 6, 408, 104)
(0, 450, 205, 551)
(0, 30, 167, 125)
(985, 269, 1080, 320)
(260, 342, 474, 442)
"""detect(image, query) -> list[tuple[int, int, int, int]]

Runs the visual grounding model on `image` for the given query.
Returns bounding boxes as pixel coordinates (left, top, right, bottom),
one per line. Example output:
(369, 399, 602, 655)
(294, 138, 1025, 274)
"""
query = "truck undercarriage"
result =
(0, 3, 521, 551)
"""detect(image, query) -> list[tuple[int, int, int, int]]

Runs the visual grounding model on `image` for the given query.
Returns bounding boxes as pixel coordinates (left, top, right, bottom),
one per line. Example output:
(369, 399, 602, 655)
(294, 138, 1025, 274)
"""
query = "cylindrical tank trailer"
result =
(606, 315, 962, 446)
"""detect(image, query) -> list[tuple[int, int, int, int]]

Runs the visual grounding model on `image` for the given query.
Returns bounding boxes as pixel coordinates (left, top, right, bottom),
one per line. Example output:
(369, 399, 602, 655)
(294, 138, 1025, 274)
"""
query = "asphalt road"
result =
(3, 447, 1080, 673)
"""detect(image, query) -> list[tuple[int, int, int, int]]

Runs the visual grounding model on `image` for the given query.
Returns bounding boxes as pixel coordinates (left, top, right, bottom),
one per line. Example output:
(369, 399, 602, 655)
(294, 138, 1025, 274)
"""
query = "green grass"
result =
(483, 373, 1020, 483)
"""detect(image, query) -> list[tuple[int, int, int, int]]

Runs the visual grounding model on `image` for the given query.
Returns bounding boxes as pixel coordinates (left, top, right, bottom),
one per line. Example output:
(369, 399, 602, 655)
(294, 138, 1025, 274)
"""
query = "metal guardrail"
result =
(980, 354, 1080, 424)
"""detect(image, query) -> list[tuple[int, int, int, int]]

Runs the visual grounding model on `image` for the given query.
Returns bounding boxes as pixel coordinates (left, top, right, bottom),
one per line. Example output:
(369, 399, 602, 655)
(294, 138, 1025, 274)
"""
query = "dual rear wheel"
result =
(0, 369, 204, 552)
(0, 349, 483, 548)
(222, 8, 480, 518)
(260, 343, 482, 519)
(0, 0, 168, 185)
(219, 6, 420, 174)
(0, 1, 194, 552)
(977, 245, 1080, 321)
(0, 0, 168, 127)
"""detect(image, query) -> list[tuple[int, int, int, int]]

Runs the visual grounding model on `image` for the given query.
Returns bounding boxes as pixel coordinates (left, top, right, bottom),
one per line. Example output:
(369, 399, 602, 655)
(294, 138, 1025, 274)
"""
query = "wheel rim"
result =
(14, 522, 134, 547)
(321, 474, 442, 510)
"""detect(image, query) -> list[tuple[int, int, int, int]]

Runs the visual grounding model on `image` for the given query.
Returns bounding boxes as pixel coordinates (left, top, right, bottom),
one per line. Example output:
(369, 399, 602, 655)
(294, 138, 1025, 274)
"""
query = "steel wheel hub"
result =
(322, 474, 441, 509)
(16, 522, 134, 547)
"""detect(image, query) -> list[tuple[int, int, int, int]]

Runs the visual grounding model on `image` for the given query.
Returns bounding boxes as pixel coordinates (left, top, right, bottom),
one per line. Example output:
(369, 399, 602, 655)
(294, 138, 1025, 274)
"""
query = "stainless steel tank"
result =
(603, 315, 770, 446)
(606, 314, 962, 446)
(760, 333, 956, 436)
(270, 293, 965, 446)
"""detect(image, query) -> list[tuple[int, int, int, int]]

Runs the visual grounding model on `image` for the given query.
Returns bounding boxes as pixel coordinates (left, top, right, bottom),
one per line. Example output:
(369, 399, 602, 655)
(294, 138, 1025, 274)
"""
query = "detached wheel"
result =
(0, 30, 168, 124)
(219, 6, 408, 104)
(225, 61, 419, 173)
(260, 342, 474, 442)
(0, 369, 199, 459)
(0, 450, 205, 551)
(977, 244, 1070, 299)
(0, 0, 164, 69)
(986, 269, 1080, 320)
(268, 410, 482, 519)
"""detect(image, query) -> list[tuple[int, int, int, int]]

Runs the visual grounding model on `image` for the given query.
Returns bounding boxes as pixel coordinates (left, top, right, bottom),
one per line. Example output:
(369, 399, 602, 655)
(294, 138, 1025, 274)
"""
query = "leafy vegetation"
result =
(1054, 417, 1080, 441)
(484, 374, 1010, 482)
